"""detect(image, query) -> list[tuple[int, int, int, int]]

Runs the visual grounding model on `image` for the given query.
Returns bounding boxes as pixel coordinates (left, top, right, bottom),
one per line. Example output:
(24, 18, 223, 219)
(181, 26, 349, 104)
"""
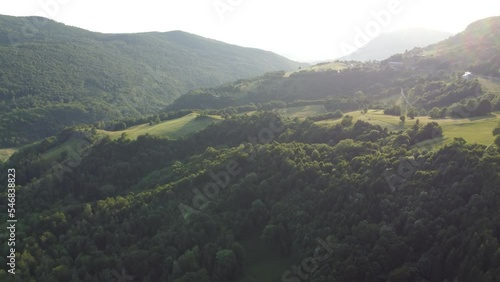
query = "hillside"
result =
(165, 67, 405, 112)
(340, 28, 452, 61)
(0, 14, 303, 147)
(167, 64, 500, 118)
(167, 17, 500, 123)
(392, 16, 500, 76)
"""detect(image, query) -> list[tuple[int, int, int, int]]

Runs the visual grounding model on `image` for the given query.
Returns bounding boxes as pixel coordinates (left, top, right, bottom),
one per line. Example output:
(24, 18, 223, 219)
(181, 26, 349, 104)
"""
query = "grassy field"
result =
(317, 109, 500, 147)
(478, 76, 500, 94)
(98, 113, 222, 140)
(239, 236, 293, 282)
(0, 147, 18, 162)
(276, 105, 327, 119)
(35, 113, 222, 162)
(306, 62, 348, 72)
(0, 113, 222, 163)
(284, 62, 348, 77)
(41, 138, 86, 162)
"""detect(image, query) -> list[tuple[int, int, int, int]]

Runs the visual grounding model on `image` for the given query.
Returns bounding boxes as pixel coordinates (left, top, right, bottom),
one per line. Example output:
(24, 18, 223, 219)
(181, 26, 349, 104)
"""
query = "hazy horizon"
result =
(0, 0, 498, 61)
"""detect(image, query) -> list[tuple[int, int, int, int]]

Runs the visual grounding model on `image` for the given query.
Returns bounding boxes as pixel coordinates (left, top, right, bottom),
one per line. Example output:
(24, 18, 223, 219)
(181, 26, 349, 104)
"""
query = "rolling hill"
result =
(0, 14, 304, 147)
(339, 28, 453, 61)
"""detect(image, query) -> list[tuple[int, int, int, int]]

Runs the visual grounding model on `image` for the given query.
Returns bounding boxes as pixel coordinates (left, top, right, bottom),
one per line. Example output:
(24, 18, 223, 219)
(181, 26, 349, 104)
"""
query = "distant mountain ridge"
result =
(339, 28, 453, 61)
(0, 14, 304, 146)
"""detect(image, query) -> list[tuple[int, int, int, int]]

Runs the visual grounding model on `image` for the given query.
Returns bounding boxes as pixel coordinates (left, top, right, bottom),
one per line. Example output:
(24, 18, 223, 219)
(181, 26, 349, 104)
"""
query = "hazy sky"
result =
(1, 0, 499, 61)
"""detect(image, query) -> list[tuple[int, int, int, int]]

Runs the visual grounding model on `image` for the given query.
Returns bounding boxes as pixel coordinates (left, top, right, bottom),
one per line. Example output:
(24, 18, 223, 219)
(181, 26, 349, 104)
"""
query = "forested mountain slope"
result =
(0, 15, 303, 146)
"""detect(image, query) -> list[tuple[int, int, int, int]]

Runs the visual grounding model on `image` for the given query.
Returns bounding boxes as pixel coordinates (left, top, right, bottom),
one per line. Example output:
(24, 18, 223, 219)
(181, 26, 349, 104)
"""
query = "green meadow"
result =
(0, 147, 18, 162)
(284, 61, 348, 77)
(277, 105, 328, 119)
(317, 109, 500, 147)
(27, 113, 222, 163)
(97, 113, 222, 140)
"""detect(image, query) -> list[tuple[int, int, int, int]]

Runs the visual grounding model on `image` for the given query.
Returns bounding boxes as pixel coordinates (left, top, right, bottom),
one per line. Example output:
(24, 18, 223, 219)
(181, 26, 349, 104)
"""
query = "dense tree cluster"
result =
(1, 112, 499, 281)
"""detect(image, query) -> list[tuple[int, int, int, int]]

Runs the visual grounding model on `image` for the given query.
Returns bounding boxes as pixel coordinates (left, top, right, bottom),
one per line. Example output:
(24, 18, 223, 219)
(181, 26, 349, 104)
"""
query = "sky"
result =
(0, 0, 499, 62)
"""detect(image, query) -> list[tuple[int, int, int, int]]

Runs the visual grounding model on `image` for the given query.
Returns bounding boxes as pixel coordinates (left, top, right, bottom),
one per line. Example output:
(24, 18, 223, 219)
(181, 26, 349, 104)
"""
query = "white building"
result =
(462, 71, 473, 79)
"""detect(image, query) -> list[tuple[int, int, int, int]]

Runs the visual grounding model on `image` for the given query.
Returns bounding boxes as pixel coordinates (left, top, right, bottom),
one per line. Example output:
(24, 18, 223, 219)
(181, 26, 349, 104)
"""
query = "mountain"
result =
(339, 28, 453, 61)
(0, 14, 304, 147)
(401, 16, 500, 75)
